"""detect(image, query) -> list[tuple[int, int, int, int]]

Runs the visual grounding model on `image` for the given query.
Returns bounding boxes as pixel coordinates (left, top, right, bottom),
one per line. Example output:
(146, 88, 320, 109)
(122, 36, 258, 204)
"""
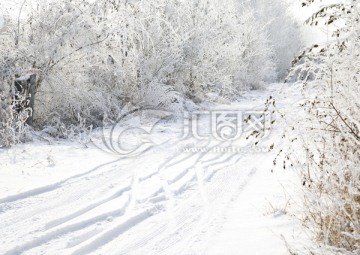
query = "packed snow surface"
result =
(0, 84, 310, 255)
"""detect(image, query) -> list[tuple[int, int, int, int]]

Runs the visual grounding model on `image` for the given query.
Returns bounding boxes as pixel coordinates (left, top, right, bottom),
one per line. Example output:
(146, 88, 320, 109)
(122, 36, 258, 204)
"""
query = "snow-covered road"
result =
(0, 84, 309, 255)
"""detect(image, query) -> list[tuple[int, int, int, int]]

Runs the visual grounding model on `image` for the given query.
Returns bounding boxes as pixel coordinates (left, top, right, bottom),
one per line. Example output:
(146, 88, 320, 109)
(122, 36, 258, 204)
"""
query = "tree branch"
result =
(48, 34, 110, 71)
(330, 102, 360, 140)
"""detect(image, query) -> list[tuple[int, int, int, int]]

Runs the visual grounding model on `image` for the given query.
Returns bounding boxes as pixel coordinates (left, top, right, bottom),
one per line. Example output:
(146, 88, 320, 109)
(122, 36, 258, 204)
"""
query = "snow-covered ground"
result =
(0, 83, 311, 255)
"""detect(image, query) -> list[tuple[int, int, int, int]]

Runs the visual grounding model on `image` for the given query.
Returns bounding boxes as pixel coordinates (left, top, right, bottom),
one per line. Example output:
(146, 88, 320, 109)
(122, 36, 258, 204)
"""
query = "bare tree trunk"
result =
(27, 74, 36, 125)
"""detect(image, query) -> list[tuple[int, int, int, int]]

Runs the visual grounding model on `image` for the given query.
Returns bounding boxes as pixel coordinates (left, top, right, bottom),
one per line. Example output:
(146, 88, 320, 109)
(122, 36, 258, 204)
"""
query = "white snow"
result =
(0, 83, 311, 255)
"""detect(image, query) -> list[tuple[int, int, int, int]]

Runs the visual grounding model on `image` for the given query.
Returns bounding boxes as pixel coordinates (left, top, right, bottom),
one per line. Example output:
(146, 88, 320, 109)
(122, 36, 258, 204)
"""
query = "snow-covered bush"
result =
(164, 1, 276, 95)
(0, 51, 32, 146)
(286, 1, 360, 253)
(248, 0, 303, 81)
(0, 1, 97, 126)
(102, 0, 276, 100)
(0, 0, 301, 140)
(0, 96, 16, 147)
(0, 93, 31, 147)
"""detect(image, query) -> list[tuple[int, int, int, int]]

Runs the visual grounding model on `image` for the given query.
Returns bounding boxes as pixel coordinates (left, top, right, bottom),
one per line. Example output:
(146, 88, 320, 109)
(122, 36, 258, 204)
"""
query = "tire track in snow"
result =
(93, 89, 275, 254)
(0, 162, 136, 253)
(112, 163, 257, 255)
(1, 85, 278, 254)
(4, 194, 132, 255)
(0, 158, 125, 204)
(11, 138, 237, 255)
(70, 209, 156, 255)
(95, 144, 254, 254)
(1, 140, 187, 254)
(0, 165, 129, 228)
(44, 182, 132, 230)
(36, 140, 228, 254)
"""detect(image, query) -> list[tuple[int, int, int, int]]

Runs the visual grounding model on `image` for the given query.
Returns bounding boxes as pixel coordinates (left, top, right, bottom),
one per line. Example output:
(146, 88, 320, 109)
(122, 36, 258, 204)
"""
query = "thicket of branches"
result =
(0, 0, 301, 146)
(287, 0, 360, 253)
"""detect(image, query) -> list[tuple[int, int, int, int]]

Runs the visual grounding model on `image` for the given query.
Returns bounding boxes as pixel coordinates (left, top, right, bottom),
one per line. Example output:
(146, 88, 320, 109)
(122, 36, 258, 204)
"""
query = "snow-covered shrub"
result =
(0, 0, 300, 135)
(40, 112, 92, 143)
(0, 96, 16, 147)
(0, 93, 31, 147)
(285, 1, 360, 253)
(0, 52, 32, 146)
(248, 0, 303, 81)
(142, 82, 183, 115)
(131, 0, 277, 98)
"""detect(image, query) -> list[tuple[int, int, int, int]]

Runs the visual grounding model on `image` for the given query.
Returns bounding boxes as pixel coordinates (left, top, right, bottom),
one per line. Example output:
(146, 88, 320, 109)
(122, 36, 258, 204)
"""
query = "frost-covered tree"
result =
(0, 0, 300, 145)
(286, 1, 360, 253)
(247, 0, 303, 81)
(0, 1, 113, 128)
